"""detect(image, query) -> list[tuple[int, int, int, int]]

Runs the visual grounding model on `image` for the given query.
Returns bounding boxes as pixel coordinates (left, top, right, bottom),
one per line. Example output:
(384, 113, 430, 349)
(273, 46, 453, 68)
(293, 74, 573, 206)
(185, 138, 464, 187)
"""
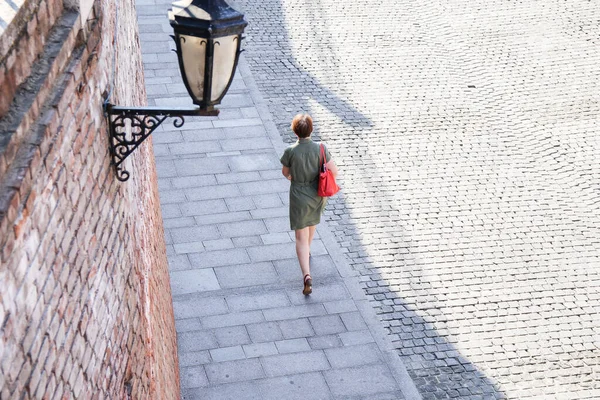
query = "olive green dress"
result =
(280, 138, 332, 230)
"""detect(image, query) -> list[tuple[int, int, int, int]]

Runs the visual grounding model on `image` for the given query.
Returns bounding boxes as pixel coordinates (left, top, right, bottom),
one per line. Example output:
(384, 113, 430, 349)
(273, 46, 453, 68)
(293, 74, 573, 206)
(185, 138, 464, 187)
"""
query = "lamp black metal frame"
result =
(103, 103, 218, 182)
(103, 0, 247, 182)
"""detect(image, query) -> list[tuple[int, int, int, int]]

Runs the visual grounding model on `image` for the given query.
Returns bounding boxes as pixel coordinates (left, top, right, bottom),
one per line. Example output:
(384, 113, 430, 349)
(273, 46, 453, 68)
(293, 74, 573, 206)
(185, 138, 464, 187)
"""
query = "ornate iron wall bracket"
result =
(104, 103, 219, 182)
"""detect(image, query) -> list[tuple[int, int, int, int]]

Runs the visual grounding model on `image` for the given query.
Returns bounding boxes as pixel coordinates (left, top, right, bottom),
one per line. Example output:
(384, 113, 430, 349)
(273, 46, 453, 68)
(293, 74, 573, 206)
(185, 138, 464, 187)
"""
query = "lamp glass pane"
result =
(211, 35, 238, 101)
(180, 34, 206, 100)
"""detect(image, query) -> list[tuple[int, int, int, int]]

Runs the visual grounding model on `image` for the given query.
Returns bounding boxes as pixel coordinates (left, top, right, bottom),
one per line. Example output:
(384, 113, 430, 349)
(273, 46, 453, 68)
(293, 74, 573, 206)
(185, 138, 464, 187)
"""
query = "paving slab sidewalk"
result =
(135, 2, 421, 398)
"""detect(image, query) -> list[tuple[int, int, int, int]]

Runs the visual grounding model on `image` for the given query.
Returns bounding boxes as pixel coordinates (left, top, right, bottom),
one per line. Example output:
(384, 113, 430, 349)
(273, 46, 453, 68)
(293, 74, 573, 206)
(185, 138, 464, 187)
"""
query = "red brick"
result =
(47, 0, 64, 28)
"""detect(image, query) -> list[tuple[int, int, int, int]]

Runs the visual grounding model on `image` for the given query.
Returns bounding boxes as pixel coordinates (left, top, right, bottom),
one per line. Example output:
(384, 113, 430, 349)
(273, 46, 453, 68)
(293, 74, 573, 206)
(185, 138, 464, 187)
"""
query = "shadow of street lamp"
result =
(103, 0, 247, 181)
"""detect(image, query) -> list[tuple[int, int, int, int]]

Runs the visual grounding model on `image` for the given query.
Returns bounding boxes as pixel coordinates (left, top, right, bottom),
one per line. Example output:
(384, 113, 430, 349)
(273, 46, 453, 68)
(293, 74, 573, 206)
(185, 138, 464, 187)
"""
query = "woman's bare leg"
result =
(295, 227, 311, 278)
(308, 225, 317, 248)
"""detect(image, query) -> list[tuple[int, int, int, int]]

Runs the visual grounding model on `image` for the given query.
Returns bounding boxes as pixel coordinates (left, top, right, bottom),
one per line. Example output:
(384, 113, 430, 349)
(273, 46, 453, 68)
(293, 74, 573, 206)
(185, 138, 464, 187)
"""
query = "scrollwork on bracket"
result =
(109, 113, 171, 181)
(104, 103, 217, 182)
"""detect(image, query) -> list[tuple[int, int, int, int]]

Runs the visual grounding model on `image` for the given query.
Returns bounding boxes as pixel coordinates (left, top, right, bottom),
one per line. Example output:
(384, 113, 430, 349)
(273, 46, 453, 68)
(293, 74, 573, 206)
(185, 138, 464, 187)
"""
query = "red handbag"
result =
(317, 144, 340, 197)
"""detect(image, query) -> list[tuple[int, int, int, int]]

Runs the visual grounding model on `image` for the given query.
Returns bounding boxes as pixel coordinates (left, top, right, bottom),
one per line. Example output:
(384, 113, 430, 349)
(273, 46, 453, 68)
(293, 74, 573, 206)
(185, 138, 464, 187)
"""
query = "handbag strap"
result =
(319, 143, 327, 170)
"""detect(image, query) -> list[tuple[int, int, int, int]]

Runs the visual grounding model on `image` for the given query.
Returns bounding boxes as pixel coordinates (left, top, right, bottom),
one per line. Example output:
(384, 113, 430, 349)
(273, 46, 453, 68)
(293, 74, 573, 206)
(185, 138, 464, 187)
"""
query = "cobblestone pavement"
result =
(232, 0, 600, 398)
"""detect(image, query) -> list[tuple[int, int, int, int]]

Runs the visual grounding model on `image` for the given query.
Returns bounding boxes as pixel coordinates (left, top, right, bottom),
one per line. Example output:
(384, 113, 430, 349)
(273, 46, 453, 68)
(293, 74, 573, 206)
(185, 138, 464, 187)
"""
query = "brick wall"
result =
(0, 0, 179, 398)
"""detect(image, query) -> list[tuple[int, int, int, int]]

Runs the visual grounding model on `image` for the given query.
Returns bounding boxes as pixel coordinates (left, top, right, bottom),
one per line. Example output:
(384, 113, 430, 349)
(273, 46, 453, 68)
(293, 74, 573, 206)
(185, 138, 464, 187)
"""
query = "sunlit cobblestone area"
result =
(235, 0, 600, 398)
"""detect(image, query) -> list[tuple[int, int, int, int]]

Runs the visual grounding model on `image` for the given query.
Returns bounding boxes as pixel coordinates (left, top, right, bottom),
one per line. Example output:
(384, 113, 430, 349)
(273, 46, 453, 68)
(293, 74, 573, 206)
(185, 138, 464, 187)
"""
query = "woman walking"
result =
(280, 114, 338, 295)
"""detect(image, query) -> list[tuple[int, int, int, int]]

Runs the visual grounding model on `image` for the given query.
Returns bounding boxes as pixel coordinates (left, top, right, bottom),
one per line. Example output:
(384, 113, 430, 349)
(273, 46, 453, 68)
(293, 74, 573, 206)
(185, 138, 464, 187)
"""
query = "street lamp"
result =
(169, 0, 247, 111)
(104, 0, 247, 182)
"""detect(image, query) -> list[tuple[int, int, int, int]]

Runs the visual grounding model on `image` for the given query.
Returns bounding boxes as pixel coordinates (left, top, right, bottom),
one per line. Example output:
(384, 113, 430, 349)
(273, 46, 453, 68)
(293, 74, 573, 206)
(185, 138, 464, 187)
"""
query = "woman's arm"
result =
(282, 166, 292, 180)
(326, 160, 338, 178)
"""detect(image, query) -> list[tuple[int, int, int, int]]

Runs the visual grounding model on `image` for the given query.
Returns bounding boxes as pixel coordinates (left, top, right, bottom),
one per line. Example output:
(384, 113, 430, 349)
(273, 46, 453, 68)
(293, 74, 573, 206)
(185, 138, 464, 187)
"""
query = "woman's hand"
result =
(282, 166, 292, 180)
(325, 160, 338, 178)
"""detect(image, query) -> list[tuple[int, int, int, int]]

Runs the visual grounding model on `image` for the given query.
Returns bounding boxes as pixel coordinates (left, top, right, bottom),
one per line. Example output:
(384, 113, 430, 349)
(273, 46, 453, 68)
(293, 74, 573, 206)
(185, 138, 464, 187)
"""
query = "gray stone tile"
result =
(214, 325, 251, 347)
(340, 312, 368, 332)
(175, 157, 230, 176)
(159, 189, 186, 204)
(169, 140, 222, 155)
(194, 211, 252, 226)
(164, 217, 196, 229)
(202, 238, 234, 251)
(173, 297, 228, 319)
(221, 125, 267, 139)
(257, 372, 332, 400)
(174, 242, 205, 255)
(260, 232, 292, 245)
(261, 351, 330, 377)
(201, 311, 264, 329)
(226, 291, 290, 312)
(213, 118, 263, 128)
(309, 315, 347, 336)
(250, 207, 288, 219)
(323, 300, 358, 314)
(171, 225, 221, 243)
(153, 143, 171, 157)
(238, 179, 290, 196)
(225, 197, 256, 211)
(214, 262, 278, 289)
(263, 217, 290, 233)
(275, 338, 311, 354)
(252, 194, 283, 209)
(179, 350, 211, 367)
(323, 365, 398, 397)
(181, 128, 225, 142)
(218, 94, 255, 108)
(232, 235, 263, 247)
(243, 342, 278, 358)
(229, 153, 281, 172)
(220, 137, 272, 151)
(178, 330, 218, 352)
(165, 230, 173, 245)
(186, 184, 240, 201)
(246, 322, 284, 343)
(180, 365, 209, 389)
(144, 76, 172, 85)
(166, 244, 175, 256)
(156, 160, 178, 177)
(338, 330, 376, 347)
(210, 346, 246, 362)
(175, 318, 203, 333)
(324, 343, 382, 369)
(204, 359, 264, 385)
(188, 249, 250, 269)
(170, 269, 221, 295)
(152, 130, 183, 144)
(259, 170, 283, 180)
(180, 199, 228, 216)
(215, 171, 262, 184)
(358, 391, 407, 400)
(168, 254, 192, 271)
(307, 335, 343, 350)
(216, 108, 244, 120)
(240, 107, 259, 118)
(181, 381, 262, 400)
(161, 203, 181, 218)
(171, 175, 218, 189)
(247, 243, 296, 262)
(264, 304, 327, 322)
(278, 318, 315, 339)
(217, 220, 268, 238)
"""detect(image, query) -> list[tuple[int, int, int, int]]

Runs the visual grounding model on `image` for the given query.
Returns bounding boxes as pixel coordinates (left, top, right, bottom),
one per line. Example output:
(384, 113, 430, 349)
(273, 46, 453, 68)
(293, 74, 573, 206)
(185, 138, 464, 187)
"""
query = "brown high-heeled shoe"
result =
(303, 274, 312, 295)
